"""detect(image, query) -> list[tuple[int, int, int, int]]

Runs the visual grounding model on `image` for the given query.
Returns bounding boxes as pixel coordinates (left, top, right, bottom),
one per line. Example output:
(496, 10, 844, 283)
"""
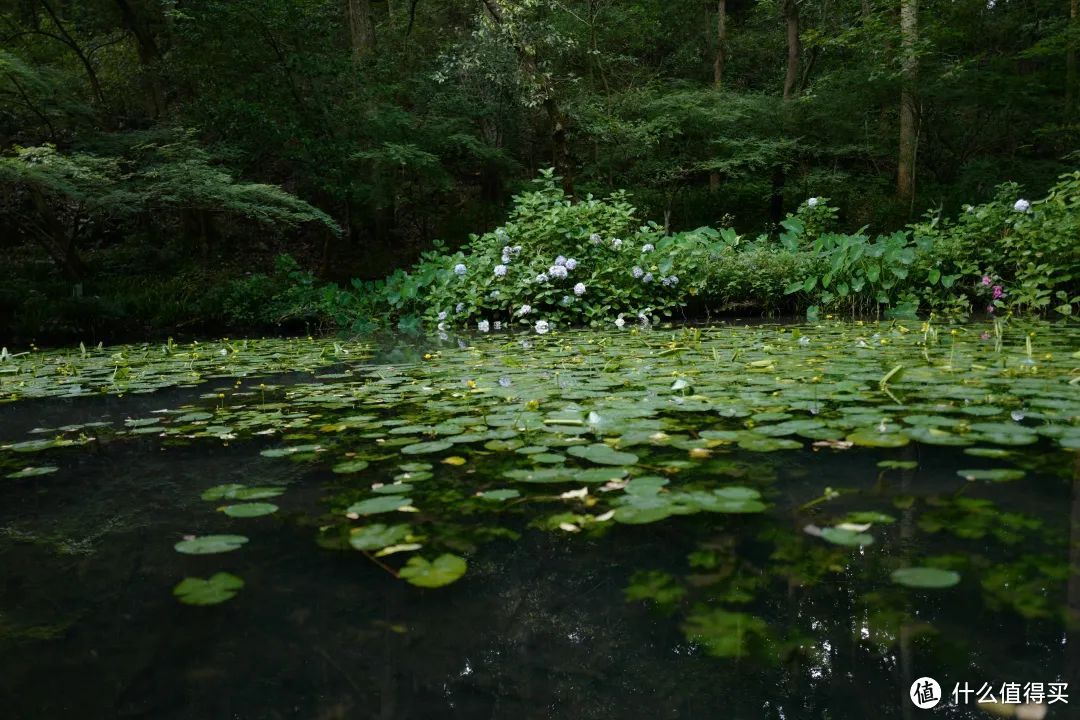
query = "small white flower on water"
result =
(614, 317, 626, 328)
(536, 272, 549, 283)
(1011, 409, 1026, 422)
(877, 419, 889, 433)
(549, 265, 568, 280)
(437, 311, 447, 321)
(498, 376, 512, 387)
(589, 233, 602, 244)
(565, 258, 578, 270)
(641, 243, 654, 253)
(632, 266, 644, 279)
(517, 304, 532, 316)
(494, 264, 508, 277)
(453, 263, 467, 276)
(478, 320, 490, 332)
(806, 197, 819, 208)
(493, 321, 502, 330)
(642, 272, 654, 284)
(219, 348, 228, 356)
(573, 282, 586, 296)
(535, 320, 550, 334)
(455, 303, 465, 313)
(554, 255, 567, 266)
(798, 336, 810, 346)
(1013, 199, 1030, 213)
(611, 238, 623, 249)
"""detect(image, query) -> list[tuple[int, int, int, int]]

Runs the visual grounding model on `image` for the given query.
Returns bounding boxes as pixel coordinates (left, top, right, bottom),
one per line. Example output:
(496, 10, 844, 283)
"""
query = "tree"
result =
(897, 0, 918, 209)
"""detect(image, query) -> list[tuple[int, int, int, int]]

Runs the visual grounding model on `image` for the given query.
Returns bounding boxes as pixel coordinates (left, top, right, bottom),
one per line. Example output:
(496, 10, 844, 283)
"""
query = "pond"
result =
(1, 321, 1078, 719)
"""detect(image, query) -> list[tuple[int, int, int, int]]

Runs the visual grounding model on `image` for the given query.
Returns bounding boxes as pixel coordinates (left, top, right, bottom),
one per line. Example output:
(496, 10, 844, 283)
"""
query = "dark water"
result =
(0, 326, 1077, 719)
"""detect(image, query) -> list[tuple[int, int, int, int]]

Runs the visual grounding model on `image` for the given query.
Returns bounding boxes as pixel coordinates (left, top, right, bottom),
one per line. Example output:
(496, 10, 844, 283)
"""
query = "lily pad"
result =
(174, 534, 249, 555)
(220, 502, 278, 518)
(567, 443, 639, 466)
(399, 553, 468, 588)
(890, 567, 961, 589)
(173, 572, 245, 605)
(347, 495, 413, 515)
(349, 523, 412, 551)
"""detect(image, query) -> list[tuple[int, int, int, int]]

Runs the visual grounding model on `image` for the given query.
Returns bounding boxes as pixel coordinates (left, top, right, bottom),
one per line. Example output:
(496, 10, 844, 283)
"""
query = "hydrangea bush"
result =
(392, 169, 735, 331)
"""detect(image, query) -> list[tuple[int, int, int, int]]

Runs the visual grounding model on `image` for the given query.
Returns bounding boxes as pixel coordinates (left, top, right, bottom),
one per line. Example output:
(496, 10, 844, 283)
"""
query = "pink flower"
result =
(992, 285, 1003, 299)
(987, 304, 995, 313)
(981, 275, 992, 286)
(980, 332, 990, 340)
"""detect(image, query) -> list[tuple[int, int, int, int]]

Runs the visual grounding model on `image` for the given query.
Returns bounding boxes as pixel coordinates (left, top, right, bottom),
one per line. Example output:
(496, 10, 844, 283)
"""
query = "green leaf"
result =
(174, 534, 249, 555)
(890, 567, 960, 589)
(220, 502, 278, 517)
(349, 523, 411, 551)
(346, 495, 413, 515)
(399, 553, 468, 588)
(173, 572, 244, 606)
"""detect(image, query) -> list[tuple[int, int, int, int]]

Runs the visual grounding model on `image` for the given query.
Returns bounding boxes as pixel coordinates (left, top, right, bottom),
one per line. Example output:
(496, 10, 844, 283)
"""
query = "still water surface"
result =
(0, 322, 1077, 719)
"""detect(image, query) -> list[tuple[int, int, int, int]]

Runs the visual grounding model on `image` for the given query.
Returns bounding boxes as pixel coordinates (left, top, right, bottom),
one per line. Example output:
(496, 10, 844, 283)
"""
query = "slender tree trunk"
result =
(1068, 0, 1078, 115)
(783, 0, 800, 102)
(897, 0, 918, 209)
(113, 0, 163, 116)
(347, 0, 376, 59)
(713, 0, 726, 87)
(710, 0, 727, 194)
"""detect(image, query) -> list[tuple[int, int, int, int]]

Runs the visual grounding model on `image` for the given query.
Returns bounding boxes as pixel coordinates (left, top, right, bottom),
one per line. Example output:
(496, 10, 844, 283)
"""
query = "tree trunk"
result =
(897, 0, 918, 209)
(113, 0, 163, 117)
(783, 0, 800, 102)
(347, 0, 376, 60)
(710, 0, 727, 194)
(713, 0, 726, 87)
(1068, 0, 1078, 115)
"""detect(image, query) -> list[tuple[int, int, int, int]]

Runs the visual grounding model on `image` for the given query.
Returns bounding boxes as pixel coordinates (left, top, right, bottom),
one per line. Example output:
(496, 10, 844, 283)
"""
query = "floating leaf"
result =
(567, 443, 639, 466)
(890, 567, 961, 589)
(347, 495, 413, 515)
(400, 440, 454, 455)
(349, 523, 411, 551)
(174, 535, 249, 555)
(957, 468, 1026, 482)
(399, 553, 468, 588)
(332, 459, 370, 473)
(173, 572, 244, 605)
(6, 466, 58, 478)
(477, 489, 521, 501)
(820, 527, 875, 546)
(220, 502, 278, 518)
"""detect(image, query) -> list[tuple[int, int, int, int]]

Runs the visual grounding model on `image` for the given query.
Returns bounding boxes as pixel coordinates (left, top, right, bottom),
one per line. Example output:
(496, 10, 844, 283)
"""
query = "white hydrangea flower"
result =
(641, 244, 654, 253)
(478, 320, 490, 332)
(554, 255, 567, 266)
(512, 245, 522, 254)
(806, 197, 819, 208)
(642, 272, 654, 284)
(437, 322, 447, 331)
(565, 258, 578, 270)
(494, 264, 508, 277)
(536, 272, 549, 283)
(614, 317, 626, 328)
(517, 304, 531, 316)
(488, 290, 500, 298)
(534, 320, 550, 334)
(632, 266, 644, 279)
(661, 275, 679, 287)
(549, 265, 568, 280)
(493, 321, 502, 330)
(611, 238, 623, 249)
(589, 233, 602, 244)
(1013, 199, 1030, 213)
(453, 263, 467, 276)
(437, 311, 447, 321)
(455, 302, 465, 313)
(573, 282, 586, 296)
(561, 295, 572, 305)
(502, 246, 512, 256)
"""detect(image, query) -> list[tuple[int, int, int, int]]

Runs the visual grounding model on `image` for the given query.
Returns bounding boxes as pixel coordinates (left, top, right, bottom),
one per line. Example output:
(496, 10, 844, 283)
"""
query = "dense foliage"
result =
(0, 0, 1077, 340)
